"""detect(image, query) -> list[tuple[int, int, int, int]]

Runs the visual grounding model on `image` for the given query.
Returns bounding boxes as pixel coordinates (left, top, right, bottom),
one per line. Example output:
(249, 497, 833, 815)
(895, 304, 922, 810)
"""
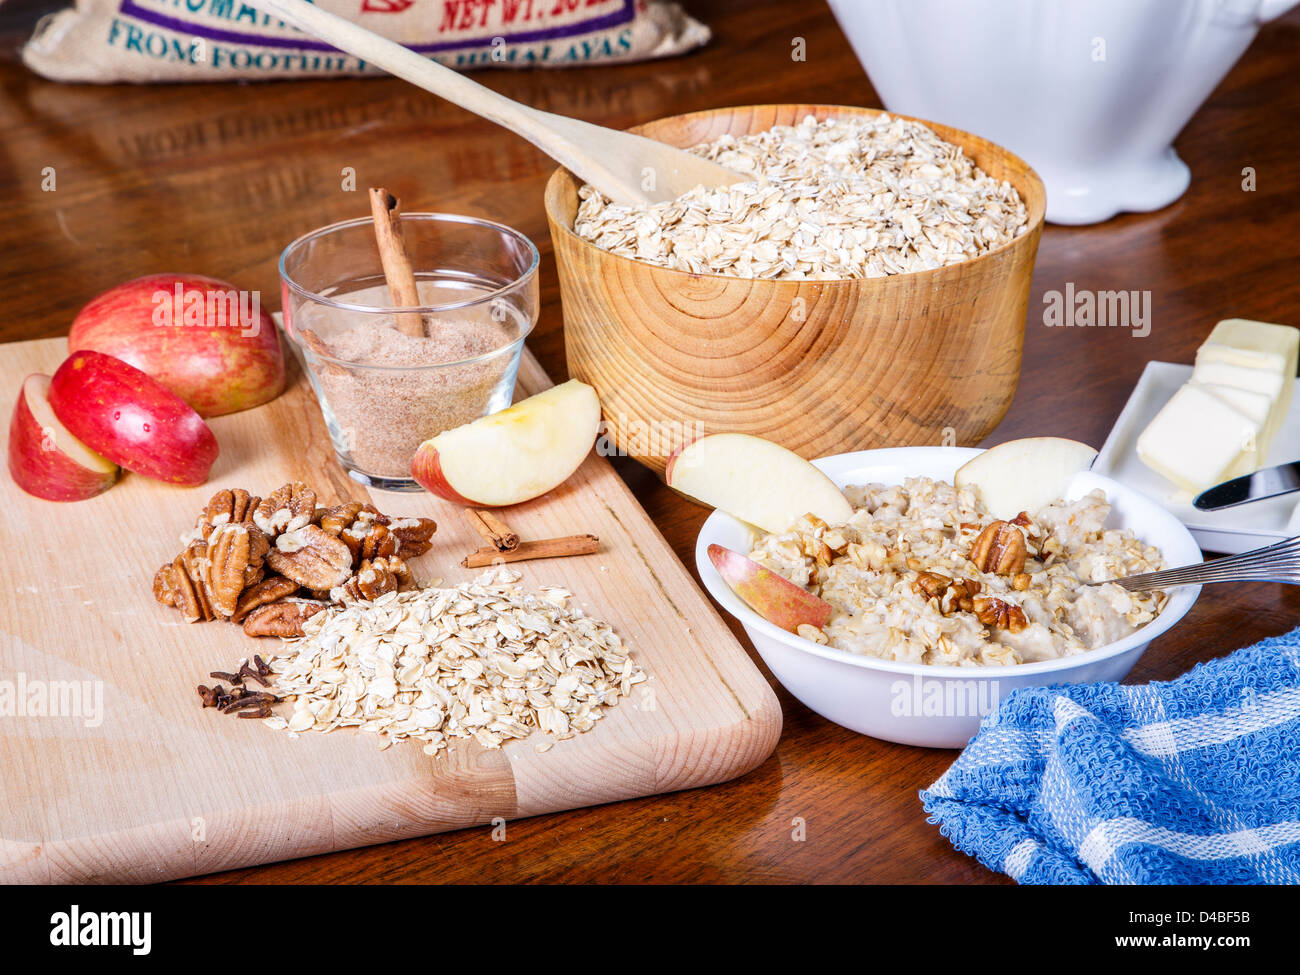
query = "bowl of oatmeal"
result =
(543, 104, 1046, 473)
(694, 446, 1202, 748)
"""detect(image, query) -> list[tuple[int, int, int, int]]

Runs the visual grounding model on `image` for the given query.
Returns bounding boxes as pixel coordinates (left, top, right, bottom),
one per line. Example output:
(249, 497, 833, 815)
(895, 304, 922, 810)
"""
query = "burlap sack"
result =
(22, 0, 710, 83)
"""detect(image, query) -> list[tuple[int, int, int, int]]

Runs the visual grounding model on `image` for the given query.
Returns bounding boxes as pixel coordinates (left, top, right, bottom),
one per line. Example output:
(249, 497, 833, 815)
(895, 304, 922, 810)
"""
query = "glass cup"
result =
(279, 213, 539, 491)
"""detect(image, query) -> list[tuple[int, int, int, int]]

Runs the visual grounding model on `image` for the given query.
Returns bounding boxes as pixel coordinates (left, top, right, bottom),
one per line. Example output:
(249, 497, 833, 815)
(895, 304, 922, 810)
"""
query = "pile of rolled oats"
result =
(264, 568, 645, 754)
(573, 114, 1028, 279)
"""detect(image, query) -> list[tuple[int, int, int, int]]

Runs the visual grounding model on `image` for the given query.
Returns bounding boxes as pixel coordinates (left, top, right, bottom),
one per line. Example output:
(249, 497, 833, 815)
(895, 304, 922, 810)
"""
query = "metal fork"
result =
(1094, 534, 1300, 592)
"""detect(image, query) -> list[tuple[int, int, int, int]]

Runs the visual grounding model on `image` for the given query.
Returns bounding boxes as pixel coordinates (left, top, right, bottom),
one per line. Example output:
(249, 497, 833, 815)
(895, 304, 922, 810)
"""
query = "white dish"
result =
(695, 446, 1202, 749)
(827, 0, 1298, 224)
(1094, 361, 1300, 554)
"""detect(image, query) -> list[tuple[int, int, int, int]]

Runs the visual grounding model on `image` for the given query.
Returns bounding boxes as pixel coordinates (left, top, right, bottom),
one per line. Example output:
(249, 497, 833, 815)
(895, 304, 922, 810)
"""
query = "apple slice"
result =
(410, 379, 600, 506)
(8, 374, 119, 502)
(48, 350, 219, 486)
(667, 433, 852, 533)
(954, 437, 1098, 520)
(708, 544, 833, 633)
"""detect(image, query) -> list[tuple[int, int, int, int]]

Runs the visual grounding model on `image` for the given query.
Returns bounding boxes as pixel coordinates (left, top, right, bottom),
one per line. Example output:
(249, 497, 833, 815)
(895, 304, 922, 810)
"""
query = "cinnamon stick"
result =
(296, 327, 348, 377)
(463, 508, 519, 552)
(461, 534, 599, 568)
(367, 187, 424, 338)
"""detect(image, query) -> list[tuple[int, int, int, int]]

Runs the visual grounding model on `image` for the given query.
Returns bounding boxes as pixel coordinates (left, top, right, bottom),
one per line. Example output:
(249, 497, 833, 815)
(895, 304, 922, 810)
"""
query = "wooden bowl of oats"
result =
(543, 104, 1046, 474)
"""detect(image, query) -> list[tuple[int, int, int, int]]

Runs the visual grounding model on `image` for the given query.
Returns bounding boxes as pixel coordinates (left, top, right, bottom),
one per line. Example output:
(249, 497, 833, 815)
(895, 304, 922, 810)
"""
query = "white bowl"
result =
(827, 0, 1298, 225)
(694, 447, 1202, 748)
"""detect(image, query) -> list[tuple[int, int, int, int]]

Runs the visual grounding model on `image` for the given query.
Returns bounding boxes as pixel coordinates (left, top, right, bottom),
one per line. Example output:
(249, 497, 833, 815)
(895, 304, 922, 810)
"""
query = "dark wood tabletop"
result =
(2, 0, 1299, 885)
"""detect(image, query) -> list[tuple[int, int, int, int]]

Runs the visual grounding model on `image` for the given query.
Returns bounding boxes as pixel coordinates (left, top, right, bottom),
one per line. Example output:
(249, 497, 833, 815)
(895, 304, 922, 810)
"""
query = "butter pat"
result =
(1191, 359, 1283, 443)
(1197, 318, 1299, 384)
(1190, 358, 1285, 400)
(1137, 317, 1296, 493)
(1136, 383, 1261, 494)
(1195, 318, 1298, 444)
(1195, 381, 1272, 429)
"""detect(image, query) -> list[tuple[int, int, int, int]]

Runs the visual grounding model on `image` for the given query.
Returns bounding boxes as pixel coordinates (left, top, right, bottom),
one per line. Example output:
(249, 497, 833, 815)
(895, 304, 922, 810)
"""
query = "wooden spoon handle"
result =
(247, 0, 591, 180)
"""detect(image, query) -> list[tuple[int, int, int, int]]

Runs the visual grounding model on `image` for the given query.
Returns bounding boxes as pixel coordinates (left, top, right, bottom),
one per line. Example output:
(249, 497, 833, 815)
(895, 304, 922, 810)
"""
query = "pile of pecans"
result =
(152, 482, 437, 638)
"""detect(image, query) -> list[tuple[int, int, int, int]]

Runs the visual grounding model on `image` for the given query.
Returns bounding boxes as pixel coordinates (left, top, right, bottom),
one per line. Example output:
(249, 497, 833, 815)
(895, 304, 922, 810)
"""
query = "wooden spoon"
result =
(247, 0, 739, 205)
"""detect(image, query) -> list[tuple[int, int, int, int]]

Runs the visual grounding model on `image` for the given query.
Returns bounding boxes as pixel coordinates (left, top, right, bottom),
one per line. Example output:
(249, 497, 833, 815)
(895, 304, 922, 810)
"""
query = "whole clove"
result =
(198, 652, 284, 721)
(237, 661, 269, 687)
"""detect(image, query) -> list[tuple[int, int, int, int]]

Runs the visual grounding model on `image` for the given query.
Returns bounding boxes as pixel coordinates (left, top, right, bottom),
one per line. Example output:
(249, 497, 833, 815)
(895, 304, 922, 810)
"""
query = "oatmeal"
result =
(574, 114, 1028, 280)
(747, 477, 1166, 667)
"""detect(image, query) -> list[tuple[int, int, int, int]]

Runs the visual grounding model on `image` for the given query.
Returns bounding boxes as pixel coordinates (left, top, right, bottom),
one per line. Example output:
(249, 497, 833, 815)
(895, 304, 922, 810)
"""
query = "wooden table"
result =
(2, 0, 1298, 885)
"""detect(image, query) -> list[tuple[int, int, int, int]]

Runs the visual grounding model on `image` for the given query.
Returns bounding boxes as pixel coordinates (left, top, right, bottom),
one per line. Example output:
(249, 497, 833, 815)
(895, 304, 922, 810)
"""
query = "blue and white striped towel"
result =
(920, 629, 1300, 884)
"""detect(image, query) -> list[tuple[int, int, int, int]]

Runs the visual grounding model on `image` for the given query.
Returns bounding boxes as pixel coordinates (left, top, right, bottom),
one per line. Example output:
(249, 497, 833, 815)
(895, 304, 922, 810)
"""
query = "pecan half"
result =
(335, 555, 412, 602)
(266, 525, 353, 589)
(253, 481, 316, 537)
(940, 577, 982, 614)
(362, 503, 390, 526)
(363, 523, 401, 562)
(245, 523, 270, 565)
(153, 562, 180, 607)
(913, 571, 952, 599)
(171, 552, 214, 623)
(316, 501, 365, 536)
(969, 521, 1027, 576)
(340, 521, 399, 566)
(231, 574, 300, 623)
(205, 523, 253, 618)
(197, 488, 261, 540)
(386, 517, 437, 557)
(972, 596, 1029, 633)
(242, 597, 327, 638)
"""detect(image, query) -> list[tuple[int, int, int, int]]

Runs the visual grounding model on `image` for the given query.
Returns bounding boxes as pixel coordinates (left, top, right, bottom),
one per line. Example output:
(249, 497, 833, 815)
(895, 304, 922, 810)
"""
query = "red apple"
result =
(411, 380, 601, 506)
(8, 374, 119, 502)
(68, 273, 284, 417)
(48, 350, 219, 486)
(707, 544, 833, 633)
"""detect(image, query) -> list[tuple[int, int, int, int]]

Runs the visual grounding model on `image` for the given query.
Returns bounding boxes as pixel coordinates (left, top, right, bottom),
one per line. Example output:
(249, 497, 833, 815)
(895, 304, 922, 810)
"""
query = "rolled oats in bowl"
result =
(574, 114, 1029, 280)
(746, 477, 1168, 667)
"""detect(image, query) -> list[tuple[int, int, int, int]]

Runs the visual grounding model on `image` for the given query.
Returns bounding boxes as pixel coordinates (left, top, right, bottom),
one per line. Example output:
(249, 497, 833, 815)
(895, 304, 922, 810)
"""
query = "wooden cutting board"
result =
(0, 337, 781, 883)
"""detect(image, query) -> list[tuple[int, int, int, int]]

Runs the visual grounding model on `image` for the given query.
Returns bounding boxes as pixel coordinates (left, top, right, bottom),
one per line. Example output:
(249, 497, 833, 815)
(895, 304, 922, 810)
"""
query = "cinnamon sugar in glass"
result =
(279, 214, 539, 491)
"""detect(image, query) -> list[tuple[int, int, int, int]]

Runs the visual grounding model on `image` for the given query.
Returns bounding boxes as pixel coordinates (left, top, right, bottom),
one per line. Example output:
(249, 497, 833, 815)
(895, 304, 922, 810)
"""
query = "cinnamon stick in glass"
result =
(367, 186, 424, 338)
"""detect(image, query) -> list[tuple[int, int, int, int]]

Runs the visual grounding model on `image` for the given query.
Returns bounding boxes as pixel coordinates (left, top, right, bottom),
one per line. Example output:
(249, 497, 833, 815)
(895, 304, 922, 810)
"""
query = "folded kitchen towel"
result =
(920, 629, 1300, 884)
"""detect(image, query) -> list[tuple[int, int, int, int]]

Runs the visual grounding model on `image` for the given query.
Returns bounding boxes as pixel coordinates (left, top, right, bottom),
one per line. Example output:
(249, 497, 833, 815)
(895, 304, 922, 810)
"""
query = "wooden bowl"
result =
(543, 104, 1046, 474)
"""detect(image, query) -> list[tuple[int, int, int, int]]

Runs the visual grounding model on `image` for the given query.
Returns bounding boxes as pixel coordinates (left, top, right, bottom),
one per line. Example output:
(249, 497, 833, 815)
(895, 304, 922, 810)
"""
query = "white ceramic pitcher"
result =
(828, 0, 1298, 224)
